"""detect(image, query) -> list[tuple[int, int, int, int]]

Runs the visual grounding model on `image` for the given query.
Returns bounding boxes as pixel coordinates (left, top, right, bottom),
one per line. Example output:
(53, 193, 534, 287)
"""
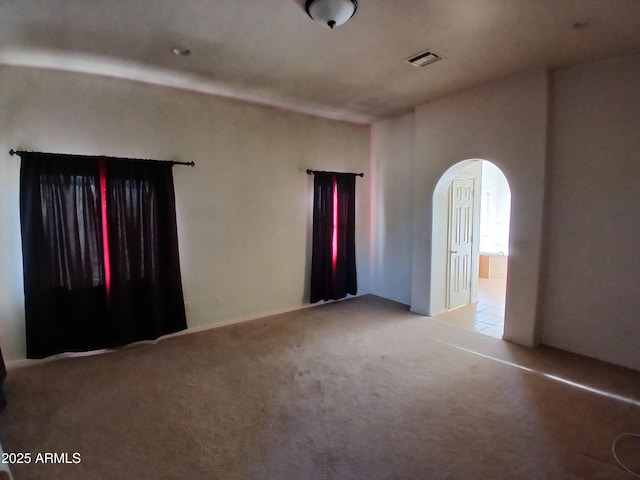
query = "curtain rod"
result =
(9, 149, 195, 167)
(306, 169, 364, 177)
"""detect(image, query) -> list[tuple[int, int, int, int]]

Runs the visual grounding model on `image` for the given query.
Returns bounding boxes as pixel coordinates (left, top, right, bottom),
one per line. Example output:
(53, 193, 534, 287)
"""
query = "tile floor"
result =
(434, 278, 506, 338)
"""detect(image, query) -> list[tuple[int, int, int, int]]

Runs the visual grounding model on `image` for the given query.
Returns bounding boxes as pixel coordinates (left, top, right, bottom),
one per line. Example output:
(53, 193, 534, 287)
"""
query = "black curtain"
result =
(19, 153, 186, 359)
(310, 172, 357, 303)
(0, 346, 6, 412)
(106, 160, 187, 344)
(20, 154, 111, 358)
(334, 174, 357, 298)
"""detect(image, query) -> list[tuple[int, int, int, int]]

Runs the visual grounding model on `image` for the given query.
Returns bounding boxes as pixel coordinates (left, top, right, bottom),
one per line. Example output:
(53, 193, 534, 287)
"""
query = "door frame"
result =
(430, 160, 483, 316)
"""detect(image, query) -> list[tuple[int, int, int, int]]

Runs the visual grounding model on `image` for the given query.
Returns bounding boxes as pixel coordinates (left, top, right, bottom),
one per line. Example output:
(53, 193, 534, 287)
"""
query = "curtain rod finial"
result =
(9, 149, 15, 156)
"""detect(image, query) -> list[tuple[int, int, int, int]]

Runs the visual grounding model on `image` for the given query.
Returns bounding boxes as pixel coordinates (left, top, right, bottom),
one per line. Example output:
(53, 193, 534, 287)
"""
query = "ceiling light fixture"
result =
(171, 46, 191, 57)
(305, 0, 358, 29)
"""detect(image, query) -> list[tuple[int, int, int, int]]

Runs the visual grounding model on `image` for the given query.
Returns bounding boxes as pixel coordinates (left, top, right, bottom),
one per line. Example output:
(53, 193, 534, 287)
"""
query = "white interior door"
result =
(447, 178, 475, 310)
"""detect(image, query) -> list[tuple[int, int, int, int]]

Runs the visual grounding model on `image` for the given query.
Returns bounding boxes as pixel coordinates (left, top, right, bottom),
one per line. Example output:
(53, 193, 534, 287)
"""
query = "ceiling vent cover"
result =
(406, 50, 442, 68)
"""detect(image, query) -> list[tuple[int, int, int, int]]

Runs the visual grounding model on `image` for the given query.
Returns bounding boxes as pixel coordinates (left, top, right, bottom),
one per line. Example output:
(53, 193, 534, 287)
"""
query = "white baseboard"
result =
(5, 294, 366, 369)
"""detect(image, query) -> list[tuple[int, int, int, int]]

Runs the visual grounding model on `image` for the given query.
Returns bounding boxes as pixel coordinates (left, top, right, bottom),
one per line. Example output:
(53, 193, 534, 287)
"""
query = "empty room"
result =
(0, 1, 639, 478)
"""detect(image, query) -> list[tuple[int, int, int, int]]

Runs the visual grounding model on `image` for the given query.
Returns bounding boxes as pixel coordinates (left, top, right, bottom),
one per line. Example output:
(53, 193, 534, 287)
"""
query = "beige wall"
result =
(0, 66, 370, 361)
(371, 54, 640, 370)
(411, 69, 549, 347)
(370, 113, 414, 305)
(541, 55, 640, 369)
(2, 54, 638, 370)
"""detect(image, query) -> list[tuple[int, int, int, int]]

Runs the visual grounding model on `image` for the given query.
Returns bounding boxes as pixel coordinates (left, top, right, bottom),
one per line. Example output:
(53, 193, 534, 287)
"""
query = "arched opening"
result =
(429, 159, 511, 338)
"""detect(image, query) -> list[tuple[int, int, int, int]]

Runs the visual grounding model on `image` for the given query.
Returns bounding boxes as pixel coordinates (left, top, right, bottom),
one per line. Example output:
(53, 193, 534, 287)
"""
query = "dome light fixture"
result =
(305, 0, 358, 29)
(171, 46, 191, 57)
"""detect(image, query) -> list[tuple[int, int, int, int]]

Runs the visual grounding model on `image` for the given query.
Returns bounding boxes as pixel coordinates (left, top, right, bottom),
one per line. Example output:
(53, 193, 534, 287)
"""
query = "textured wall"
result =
(411, 69, 549, 347)
(372, 55, 640, 370)
(370, 113, 414, 305)
(0, 66, 370, 361)
(542, 54, 640, 370)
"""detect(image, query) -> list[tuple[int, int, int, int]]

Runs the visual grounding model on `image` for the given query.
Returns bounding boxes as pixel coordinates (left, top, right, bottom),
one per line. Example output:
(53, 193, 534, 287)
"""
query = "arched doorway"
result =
(430, 159, 511, 338)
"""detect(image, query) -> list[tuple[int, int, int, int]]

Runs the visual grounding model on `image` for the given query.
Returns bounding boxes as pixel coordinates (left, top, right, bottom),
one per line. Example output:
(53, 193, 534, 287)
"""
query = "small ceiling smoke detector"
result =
(172, 46, 191, 57)
(406, 50, 442, 68)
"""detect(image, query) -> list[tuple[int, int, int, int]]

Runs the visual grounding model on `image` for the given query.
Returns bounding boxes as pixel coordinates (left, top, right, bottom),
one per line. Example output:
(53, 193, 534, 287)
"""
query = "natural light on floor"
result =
(435, 278, 506, 338)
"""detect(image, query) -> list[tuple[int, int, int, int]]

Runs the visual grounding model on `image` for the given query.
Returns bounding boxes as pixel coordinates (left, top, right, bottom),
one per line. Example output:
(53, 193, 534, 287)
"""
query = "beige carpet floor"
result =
(1, 295, 639, 479)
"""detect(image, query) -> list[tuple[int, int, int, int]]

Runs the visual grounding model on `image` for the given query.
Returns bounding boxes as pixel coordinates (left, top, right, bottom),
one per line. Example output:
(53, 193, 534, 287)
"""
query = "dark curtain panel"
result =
(20, 153, 112, 358)
(106, 160, 187, 344)
(334, 173, 357, 297)
(0, 346, 6, 412)
(310, 173, 334, 303)
(20, 153, 186, 359)
(310, 172, 357, 303)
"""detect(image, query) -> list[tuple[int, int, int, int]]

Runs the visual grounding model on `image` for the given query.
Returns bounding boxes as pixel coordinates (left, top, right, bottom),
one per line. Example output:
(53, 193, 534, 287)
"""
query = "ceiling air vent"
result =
(406, 50, 442, 68)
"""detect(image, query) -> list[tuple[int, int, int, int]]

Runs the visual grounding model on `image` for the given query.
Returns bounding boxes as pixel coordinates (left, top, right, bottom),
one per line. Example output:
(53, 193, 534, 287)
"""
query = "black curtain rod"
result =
(9, 149, 195, 167)
(306, 169, 364, 177)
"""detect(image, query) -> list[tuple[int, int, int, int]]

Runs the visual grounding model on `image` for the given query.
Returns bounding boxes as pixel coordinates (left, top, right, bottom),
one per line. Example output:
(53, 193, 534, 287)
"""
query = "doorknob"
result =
(450, 249, 458, 254)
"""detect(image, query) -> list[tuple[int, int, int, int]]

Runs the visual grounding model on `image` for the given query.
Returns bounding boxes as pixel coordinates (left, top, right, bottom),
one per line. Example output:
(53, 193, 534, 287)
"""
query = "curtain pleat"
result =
(310, 174, 334, 303)
(106, 161, 187, 344)
(336, 174, 357, 297)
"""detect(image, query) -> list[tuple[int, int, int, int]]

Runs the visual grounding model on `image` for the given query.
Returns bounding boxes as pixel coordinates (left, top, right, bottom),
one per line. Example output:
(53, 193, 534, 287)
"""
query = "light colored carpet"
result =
(1, 295, 639, 479)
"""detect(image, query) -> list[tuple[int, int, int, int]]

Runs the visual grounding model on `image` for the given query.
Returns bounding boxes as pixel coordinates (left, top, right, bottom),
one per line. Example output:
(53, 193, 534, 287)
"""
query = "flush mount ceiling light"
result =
(171, 46, 191, 57)
(305, 0, 358, 29)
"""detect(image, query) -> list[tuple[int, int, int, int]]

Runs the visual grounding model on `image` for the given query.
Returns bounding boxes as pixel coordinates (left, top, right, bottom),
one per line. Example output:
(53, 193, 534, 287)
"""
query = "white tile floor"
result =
(434, 278, 506, 338)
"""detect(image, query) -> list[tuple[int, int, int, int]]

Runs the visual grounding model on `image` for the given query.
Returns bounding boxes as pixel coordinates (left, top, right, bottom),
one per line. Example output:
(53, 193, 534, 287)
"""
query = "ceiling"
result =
(1, 0, 639, 124)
